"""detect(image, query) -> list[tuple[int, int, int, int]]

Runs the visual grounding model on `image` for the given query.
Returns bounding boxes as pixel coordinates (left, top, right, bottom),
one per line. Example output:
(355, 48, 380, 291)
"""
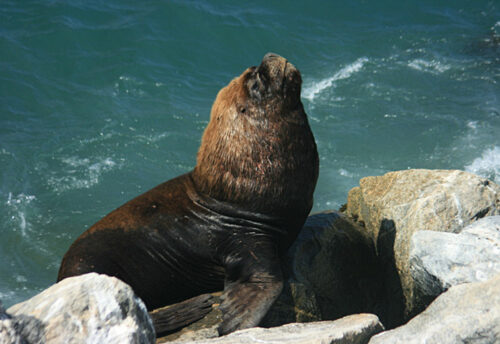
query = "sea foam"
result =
(47, 157, 118, 193)
(408, 59, 451, 74)
(302, 57, 369, 101)
(5, 193, 37, 236)
(465, 146, 500, 183)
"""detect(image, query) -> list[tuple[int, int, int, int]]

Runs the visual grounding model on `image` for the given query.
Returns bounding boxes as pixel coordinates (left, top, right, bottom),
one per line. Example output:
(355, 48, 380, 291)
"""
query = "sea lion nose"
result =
(257, 53, 300, 97)
(259, 53, 287, 80)
(262, 52, 285, 63)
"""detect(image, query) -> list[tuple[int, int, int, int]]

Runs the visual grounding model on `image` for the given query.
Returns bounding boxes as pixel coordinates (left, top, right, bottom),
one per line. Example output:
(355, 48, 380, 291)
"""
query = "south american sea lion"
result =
(58, 53, 319, 335)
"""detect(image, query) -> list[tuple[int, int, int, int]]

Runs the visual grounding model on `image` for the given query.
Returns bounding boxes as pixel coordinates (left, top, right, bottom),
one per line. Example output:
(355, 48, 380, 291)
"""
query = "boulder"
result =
(410, 216, 500, 304)
(263, 211, 390, 327)
(345, 169, 500, 317)
(169, 313, 384, 344)
(6, 273, 155, 344)
(368, 273, 500, 344)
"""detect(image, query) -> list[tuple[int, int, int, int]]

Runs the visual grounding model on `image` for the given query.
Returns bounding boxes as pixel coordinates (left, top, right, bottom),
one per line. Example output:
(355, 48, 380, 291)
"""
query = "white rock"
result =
(369, 273, 500, 344)
(0, 303, 22, 344)
(410, 216, 500, 298)
(170, 313, 383, 344)
(7, 273, 155, 344)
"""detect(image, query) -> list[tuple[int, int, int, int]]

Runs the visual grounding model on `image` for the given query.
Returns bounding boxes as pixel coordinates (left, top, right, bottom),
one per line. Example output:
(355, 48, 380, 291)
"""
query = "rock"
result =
(169, 314, 384, 344)
(6, 273, 155, 344)
(0, 302, 23, 344)
(345, 169, 500, 317)
(263, 211, 391, 327)
(368, 273, 500, 344)
(410, 216, 500, 304)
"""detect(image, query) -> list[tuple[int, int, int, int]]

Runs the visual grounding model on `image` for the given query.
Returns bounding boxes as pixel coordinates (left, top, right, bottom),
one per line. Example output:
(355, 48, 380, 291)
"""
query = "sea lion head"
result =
(244, 52, 302, 115)
(193, 53, 318, 216)
(210, 53, 303, 124)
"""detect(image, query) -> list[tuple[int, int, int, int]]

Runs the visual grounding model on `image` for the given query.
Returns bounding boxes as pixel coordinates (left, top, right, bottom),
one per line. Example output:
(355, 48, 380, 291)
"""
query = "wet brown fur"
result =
(193, 63, 318, 223)
(58, 54, 319, 335)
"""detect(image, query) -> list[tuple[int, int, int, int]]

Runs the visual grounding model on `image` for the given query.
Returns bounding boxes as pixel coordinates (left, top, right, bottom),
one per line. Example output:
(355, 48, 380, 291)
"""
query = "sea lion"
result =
(57, 53, 319, 335)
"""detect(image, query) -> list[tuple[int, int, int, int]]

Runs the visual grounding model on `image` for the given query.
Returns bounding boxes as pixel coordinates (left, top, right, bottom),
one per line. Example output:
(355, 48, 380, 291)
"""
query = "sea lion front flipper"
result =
(150, 293, 215, 336)
(217, 243, 283, 335)
(218, 275, 283, 335)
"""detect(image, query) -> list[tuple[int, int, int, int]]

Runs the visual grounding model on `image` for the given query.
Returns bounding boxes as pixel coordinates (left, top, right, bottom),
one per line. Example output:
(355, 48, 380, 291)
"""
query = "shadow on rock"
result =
(263, 211, 402, 329)
(375, 219, 406, 327)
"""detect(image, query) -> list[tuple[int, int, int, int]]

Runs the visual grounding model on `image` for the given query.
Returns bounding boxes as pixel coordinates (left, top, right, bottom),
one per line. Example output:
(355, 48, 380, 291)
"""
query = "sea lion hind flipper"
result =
(217, 272, 283, 335)
(149, 293, 215, 337)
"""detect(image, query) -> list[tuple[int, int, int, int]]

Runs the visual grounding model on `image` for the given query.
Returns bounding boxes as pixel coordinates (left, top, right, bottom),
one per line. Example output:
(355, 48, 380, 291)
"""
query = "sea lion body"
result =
(58, 53, 319, 334)
(58, 173, 304, 308)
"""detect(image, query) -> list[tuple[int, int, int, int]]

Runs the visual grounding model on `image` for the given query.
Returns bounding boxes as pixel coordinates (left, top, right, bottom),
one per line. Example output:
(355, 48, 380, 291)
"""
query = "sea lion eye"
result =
(248, 79, 262, 101)
(238, 105, 247, 114)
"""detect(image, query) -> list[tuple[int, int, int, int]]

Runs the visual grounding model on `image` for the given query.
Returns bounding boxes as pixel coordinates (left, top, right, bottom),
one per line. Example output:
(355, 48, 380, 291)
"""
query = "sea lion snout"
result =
(260, 52, 289, 77)
(254, 53, 301, 104)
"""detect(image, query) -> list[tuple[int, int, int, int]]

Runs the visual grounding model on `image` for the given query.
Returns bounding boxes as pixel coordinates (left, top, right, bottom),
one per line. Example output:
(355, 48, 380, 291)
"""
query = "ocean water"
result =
(1, 1, 499, 307)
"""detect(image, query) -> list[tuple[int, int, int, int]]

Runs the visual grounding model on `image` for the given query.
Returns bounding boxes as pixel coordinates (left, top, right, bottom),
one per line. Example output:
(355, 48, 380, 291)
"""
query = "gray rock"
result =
(0, 302, 23, 344)
(7, 273, 155, 344)
(368, 273, 500, 344)
(345, 169, 500, 317)
(170, 313, 384, 344)
(263, 211, 390, 327)
(410, 216, 500, 301)
(0, 319, 23, 344)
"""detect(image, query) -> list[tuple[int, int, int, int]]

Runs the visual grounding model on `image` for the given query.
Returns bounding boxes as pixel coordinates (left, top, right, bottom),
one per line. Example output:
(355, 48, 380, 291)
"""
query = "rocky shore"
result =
(1, 169, 499, 344)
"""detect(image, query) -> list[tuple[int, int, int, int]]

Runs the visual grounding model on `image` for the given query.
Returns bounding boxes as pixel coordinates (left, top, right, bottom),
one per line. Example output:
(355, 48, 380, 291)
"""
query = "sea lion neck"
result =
(186, 174, 288, 237)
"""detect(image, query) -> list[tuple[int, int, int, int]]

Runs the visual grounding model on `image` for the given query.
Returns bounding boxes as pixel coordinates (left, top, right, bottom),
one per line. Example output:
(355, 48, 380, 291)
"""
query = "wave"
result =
(464, 146, 500, 183)
(492, 21, 500, 38)
(0, 290, 15, 301)
(47, 156, 118, 193)
(302, 57, 369, 101)
(407, 59, 451, 74)
(0, 148, 14, 157)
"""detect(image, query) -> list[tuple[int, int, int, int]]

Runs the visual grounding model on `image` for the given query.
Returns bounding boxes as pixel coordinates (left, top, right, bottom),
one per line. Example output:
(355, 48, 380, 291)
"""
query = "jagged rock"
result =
(0, 302, 23, 344)
(410, 216, 500, 304)
(169, 314, 384, 344)
(263, 211, 390, 327)
(345, 169, 500, 317)
(368, 273, 500, 344)
(6, 273, 155, 344)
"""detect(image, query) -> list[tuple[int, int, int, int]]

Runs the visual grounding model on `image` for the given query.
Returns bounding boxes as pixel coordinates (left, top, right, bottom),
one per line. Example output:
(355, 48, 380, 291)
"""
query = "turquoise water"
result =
(1, 1, 499, 307)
